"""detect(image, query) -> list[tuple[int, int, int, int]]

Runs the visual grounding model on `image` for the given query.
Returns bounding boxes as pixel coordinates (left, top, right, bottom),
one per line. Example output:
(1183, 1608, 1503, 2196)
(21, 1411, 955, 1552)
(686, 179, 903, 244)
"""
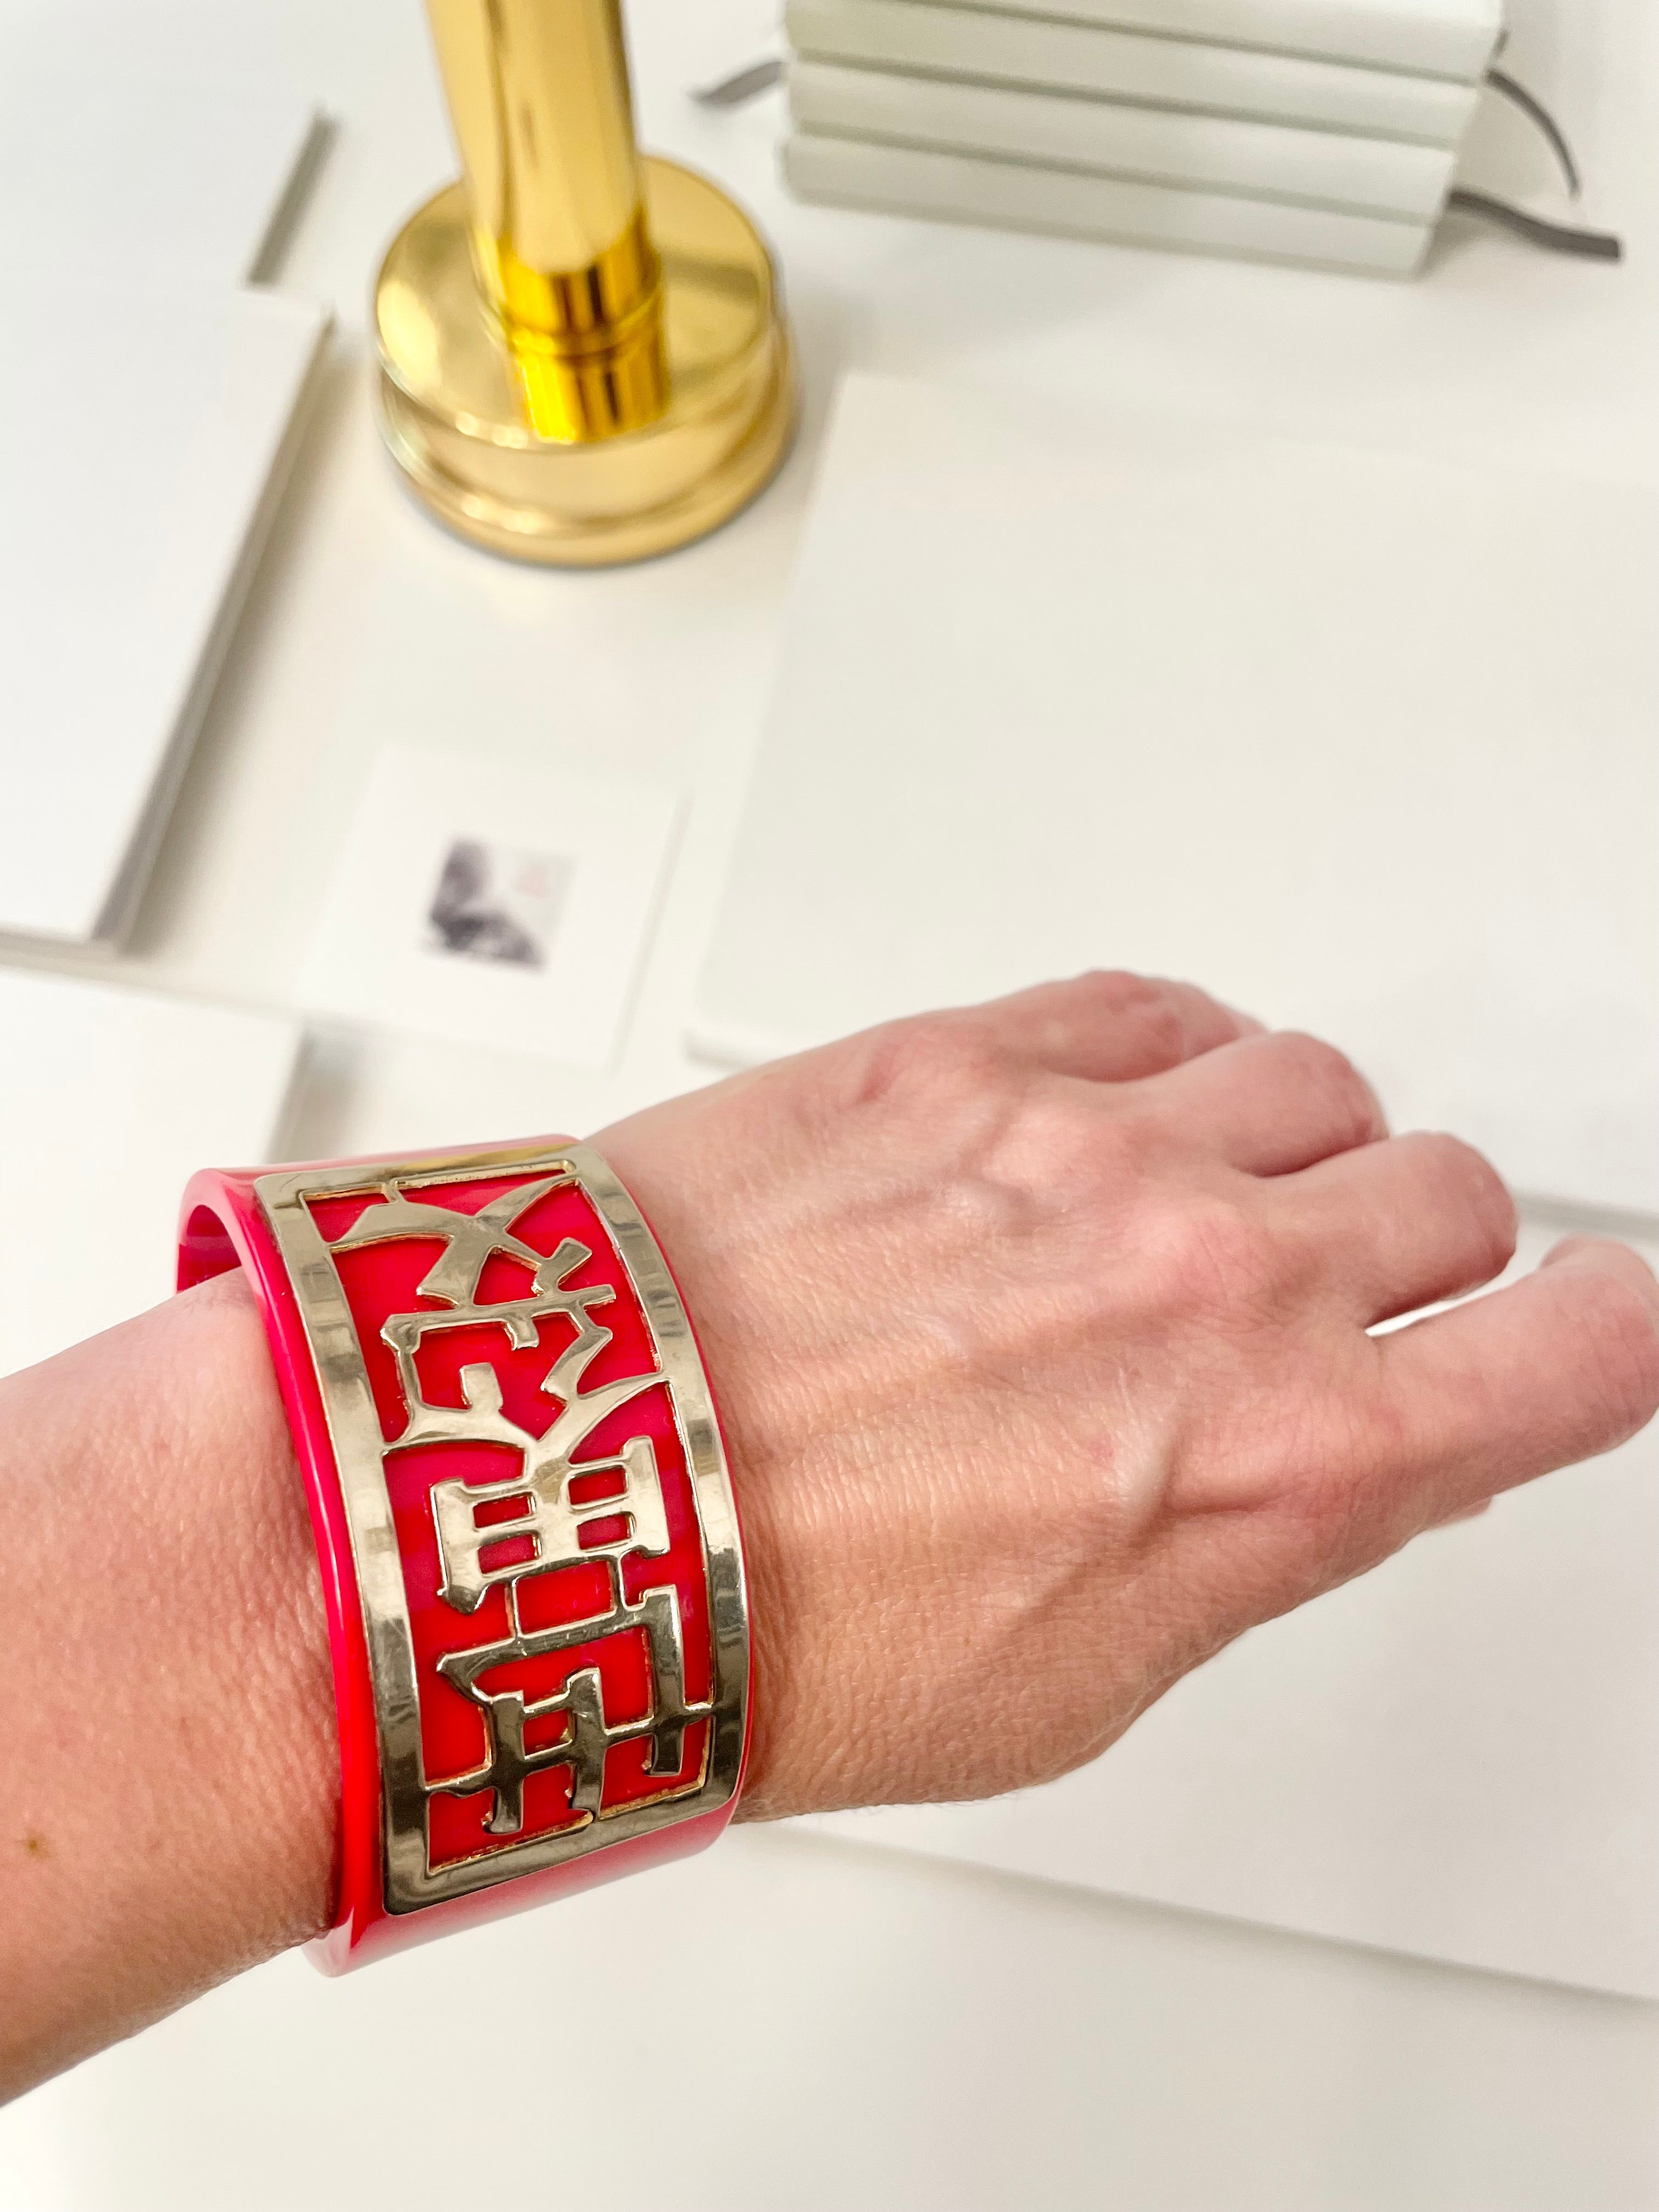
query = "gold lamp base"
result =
(375, 157, 796, 567)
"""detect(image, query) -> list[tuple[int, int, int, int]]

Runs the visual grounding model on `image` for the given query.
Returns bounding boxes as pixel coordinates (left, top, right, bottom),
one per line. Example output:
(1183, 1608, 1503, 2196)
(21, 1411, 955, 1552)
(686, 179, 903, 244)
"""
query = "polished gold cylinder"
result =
(425, 0, 664, 440)
(376, 0, 795, 563)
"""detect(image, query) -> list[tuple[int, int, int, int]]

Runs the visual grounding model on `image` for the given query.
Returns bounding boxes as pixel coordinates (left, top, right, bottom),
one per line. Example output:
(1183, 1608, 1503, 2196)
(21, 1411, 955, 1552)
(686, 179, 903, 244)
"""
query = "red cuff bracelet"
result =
(177, 1138, 751, 1970)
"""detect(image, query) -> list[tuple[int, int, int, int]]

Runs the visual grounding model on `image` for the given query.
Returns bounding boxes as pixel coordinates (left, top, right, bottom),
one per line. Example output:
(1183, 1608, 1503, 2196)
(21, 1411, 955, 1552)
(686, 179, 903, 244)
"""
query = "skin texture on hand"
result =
(593, 975, 1659, 1819)
(3, 972, 1657, 2097)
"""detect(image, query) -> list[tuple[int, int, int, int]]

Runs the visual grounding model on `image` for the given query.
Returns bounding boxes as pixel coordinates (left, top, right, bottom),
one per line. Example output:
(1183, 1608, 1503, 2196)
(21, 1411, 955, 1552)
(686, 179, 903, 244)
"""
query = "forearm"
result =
(0, 1275, 335, 2098)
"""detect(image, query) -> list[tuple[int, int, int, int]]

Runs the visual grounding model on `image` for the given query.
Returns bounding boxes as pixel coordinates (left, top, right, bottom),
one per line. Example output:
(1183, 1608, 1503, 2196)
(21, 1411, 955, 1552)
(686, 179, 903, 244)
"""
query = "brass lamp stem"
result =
(425, 0, 665, 441)
(375, 0, 796, 564)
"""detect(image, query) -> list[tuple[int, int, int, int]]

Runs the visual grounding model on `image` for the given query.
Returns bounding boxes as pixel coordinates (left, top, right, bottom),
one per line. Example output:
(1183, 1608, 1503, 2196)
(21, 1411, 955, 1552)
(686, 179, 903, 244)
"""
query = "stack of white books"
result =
(782, 0, 1504, 275)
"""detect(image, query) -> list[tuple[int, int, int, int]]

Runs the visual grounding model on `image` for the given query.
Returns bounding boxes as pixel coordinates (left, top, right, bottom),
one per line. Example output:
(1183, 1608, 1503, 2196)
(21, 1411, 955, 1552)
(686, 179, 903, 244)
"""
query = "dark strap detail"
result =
(1485, 66, 1582, 197)
(1446, 186, 1623, 262)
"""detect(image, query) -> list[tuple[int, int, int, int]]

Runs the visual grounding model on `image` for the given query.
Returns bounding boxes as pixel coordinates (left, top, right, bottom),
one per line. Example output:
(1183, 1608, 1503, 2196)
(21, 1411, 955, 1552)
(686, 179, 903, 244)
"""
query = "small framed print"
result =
(301, 744, 680, 1068)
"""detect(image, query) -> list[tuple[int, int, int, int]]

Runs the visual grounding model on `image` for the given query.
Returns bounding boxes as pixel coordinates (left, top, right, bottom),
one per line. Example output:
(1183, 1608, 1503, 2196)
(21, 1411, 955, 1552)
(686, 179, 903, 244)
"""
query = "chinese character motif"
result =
(315, 1167, 712, 1870)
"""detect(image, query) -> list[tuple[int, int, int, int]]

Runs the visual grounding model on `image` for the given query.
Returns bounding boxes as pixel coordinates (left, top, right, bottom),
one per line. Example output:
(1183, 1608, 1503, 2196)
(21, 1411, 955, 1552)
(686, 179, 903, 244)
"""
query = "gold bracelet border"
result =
(256, 1138, 749, 1915)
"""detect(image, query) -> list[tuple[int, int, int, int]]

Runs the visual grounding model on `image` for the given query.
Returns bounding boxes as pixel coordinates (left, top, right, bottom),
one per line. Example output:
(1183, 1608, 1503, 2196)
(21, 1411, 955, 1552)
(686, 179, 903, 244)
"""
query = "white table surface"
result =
(2, 0, 1657, 2203)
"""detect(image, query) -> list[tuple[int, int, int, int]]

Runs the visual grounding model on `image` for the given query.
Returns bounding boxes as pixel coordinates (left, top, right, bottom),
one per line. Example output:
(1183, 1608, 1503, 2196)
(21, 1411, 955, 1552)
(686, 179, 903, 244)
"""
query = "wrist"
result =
(592, 1112, 819, 1823)
(180, 1136, 752, 1963)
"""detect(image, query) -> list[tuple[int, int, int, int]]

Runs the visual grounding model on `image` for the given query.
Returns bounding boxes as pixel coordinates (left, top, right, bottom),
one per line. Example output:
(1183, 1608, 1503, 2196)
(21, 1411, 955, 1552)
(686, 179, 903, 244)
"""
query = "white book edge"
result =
(789, 58, 1455, 217)
(90, 296, 334, 947)
(783, 128, 1431, 274)
(943, 0, 1503, 81)
(245, 110, 335, 284)
(0, 75, 330, 289)
(0, 285, 334, 951)
(786, 0, 1480, 143)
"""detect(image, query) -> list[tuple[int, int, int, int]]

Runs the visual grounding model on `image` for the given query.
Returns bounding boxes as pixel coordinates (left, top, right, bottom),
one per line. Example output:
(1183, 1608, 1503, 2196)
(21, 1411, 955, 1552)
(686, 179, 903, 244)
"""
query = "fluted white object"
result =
(789, 58, 1456, 217)
(947, 0, 1502, 76)
(784, 129, 1431, 272)
(787, 0, 1483, 143)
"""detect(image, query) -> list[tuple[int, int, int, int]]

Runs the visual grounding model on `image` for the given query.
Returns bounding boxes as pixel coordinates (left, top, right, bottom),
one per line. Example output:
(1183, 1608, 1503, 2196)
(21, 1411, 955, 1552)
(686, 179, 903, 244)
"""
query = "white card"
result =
(0, 972, 301, 1376)
(0, 64, 321, 287)
(0, 278, 330, 946)
(695, 372, 1659, 1213)
(301, 744, 680, 1069)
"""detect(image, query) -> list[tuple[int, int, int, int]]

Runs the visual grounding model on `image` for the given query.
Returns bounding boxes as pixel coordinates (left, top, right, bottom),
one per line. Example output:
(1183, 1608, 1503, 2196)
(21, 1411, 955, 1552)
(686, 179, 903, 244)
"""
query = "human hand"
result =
(595, 973, 1659, 1820)
(10, 971, 1658, 2098)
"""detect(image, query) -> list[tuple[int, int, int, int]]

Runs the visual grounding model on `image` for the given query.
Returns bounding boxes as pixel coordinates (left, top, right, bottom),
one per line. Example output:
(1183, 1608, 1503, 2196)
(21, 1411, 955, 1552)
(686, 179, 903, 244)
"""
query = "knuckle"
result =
(1157, 1190, 1281, 1317)
(998, 1084, 1126, 1199)
(1075, 968, 1167, 1014)
(841, 1013, 1003, 1114)
(1075, 970, 1186, 1062)
(1567, 1268, 1659, 1442)
(1272, 1032, 1384, 1148)
(1269, 1400, 1408, 1581)
(1278, 1460, 1363, 1558)
(1079, 960, 1186, 1013)
(1410, 1133, 1517, 1272)
(1288, 1478, 1397, 1584)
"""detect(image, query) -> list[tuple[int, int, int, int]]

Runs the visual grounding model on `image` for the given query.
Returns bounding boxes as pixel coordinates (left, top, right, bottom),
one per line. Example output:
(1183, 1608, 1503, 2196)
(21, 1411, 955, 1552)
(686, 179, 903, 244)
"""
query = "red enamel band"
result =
(178, 1137, 751, 1970)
